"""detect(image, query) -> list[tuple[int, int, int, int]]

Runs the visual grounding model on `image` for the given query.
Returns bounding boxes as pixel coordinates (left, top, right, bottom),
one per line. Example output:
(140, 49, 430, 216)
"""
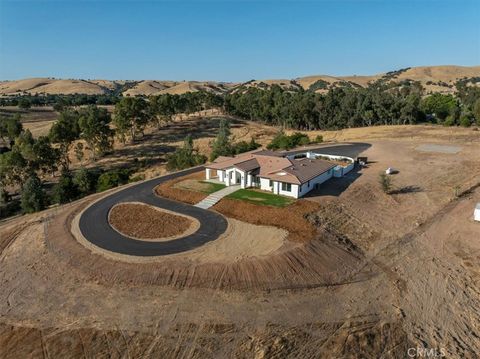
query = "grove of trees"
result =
(1, 77, 480, 217)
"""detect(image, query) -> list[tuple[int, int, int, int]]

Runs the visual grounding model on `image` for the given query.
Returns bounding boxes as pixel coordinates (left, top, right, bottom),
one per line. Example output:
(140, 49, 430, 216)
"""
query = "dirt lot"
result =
(0, 124, 480, 357)
(109, 202, 197, 240)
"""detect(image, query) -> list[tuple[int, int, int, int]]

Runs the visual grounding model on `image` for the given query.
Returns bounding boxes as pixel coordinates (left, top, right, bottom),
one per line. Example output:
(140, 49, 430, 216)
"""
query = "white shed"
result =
(475, 203, 480, 222)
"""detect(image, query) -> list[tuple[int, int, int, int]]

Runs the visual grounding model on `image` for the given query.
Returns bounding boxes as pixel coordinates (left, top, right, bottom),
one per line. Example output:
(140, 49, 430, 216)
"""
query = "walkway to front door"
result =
(194, 185, 241, 209)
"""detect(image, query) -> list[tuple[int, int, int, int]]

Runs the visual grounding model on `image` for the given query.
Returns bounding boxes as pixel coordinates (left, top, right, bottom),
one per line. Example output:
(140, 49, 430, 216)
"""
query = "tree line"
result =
(0, 91, 224, 217)
(1, 80, 480, 217)
(224, 81, 480, 130)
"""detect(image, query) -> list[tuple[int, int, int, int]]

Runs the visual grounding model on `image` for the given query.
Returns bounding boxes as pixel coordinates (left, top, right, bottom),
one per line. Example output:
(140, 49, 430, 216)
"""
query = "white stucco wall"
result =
(259, 178, 273, 192)
(224, 168, 246, 187)
(298, 169, 334, 197)
(278, 183, 299, 198)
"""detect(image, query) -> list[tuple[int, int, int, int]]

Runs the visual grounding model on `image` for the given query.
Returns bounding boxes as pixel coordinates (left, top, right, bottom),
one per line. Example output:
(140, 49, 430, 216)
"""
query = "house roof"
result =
(285, 158, 336, 184)
(234, 158, 260, 172)
(206, 149, 285, 171)
(206, 149, 336, 185)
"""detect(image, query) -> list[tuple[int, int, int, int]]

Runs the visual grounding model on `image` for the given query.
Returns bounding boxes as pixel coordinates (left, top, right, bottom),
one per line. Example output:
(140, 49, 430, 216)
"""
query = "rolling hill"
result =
(0, 65, 478, 97)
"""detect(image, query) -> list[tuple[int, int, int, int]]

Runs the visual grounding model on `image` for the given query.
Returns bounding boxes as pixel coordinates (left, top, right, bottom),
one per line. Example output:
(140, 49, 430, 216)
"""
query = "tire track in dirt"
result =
(43, 197, 365, 291)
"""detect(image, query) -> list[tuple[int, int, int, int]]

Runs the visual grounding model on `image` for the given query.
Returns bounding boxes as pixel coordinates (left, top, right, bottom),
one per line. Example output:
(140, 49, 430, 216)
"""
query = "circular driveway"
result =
(78, 166, 228, 256)
(78, 143, 369, 257)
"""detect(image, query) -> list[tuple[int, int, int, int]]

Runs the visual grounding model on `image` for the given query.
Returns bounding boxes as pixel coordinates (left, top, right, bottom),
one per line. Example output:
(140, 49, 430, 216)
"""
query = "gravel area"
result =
(109, 203, 196, 240)
(416, 143, 462, 154)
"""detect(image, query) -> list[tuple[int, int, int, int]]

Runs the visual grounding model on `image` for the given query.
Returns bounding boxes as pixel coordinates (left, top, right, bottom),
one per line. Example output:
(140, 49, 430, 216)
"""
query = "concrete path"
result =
(195, 185, 240, 209)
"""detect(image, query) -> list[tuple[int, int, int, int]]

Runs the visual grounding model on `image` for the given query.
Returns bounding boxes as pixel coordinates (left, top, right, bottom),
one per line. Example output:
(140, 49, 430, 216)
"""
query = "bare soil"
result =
(109, 202, 195, 240)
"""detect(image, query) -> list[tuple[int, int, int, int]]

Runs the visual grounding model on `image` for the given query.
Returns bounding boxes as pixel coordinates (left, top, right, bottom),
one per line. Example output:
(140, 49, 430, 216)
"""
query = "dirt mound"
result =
(108, 203, 196, 240)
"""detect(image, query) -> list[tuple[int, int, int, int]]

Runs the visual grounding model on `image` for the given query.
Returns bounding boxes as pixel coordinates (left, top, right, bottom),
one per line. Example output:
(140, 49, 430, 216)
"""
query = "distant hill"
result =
(1, 65, 478, 97)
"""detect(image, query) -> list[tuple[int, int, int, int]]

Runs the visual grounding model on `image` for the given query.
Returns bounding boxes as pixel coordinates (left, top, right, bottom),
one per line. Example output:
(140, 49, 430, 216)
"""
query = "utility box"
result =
(475, 203, 480, 222)
(357, 156, 368, 164)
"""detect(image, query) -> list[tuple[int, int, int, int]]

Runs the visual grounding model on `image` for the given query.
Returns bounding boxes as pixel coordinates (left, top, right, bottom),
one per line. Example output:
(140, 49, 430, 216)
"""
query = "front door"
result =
(235, 171, 241, 184)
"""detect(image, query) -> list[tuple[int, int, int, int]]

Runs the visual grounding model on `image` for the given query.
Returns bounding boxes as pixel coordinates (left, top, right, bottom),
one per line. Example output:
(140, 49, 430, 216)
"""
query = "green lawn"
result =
(226, 189, 294, 207)
(199, 181, 226, 194)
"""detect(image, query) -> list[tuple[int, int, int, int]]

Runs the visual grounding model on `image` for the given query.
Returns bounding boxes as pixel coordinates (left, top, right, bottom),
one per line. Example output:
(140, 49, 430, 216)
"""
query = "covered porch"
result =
(205, 167, 258, 189)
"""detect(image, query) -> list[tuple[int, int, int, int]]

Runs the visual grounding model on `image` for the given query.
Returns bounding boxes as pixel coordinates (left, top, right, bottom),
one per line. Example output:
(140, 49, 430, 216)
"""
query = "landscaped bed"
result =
(174, 179, 226, 194)
(155, 172, 209, 204)
(213, 198, 320, 243)
(226, 189, 293, 207)
(155, 171, 319, 243)
(109, 203, 197, 240)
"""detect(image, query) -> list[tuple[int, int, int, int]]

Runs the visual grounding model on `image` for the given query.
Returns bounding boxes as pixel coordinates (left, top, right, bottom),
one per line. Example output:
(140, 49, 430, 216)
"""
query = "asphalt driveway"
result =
(78, 142, 370, 257)
(79, 166, 228, 256)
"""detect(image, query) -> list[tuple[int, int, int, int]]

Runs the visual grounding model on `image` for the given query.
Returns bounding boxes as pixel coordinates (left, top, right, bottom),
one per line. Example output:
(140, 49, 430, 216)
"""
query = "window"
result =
(269, 180, 273, 187)
(307, 180, 310, 187)
(281, 182, 291, 192)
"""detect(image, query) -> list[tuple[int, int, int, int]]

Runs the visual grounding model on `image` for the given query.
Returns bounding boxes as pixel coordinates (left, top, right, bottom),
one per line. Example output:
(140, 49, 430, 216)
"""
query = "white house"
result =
(205, 149, 353, 199)
(475, 203, 480, 222)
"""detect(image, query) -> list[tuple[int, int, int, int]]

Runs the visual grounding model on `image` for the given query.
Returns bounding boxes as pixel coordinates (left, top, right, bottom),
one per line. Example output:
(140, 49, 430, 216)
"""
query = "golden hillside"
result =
(296, 65, 480, 94)
(1, 66, 478, 96)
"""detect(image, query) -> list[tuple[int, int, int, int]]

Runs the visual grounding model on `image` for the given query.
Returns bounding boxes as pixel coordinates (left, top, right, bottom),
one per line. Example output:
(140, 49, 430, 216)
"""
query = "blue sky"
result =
(0, 0, 479, 81)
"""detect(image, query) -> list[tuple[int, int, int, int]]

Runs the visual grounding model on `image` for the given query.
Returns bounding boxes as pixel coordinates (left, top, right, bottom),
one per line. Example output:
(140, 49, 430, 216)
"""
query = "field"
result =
(0, 114, 480, 357)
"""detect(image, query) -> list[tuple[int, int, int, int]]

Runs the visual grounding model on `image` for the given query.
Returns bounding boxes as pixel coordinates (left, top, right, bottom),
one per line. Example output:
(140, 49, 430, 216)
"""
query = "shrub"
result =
(443, 115, 456, 127)
(379, 173, 393, 194)
(21, 174, 46, 213)
(459, 116, 471, 127)
(53, 170, 79, 204)
(129, 174, 145, 183)
(267, 131, 311, 150)
(74, 167, 100, 194)
(233, 137, 260, 155)
(96, 169, 131, 192)
(167, 136, 207, 171)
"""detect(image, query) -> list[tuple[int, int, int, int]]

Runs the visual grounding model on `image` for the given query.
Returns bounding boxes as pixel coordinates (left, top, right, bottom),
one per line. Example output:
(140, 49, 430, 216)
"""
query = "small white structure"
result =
(475, 203, 480, 222)
(386, 167, 395, 175)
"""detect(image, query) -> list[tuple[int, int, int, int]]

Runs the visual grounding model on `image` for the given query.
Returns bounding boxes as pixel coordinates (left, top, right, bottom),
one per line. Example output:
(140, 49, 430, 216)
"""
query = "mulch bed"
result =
(213, 198, 320, 243)
(109, 203, 192, 239)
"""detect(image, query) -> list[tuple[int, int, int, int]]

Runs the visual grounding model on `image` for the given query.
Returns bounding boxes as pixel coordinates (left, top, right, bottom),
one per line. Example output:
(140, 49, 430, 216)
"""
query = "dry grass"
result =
(155, 172, 208, 204)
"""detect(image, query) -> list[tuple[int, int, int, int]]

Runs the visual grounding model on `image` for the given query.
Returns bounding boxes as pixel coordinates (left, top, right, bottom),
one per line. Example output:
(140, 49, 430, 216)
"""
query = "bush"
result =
(74, 167, 101, 194)
(443, 115, 456, 127)
(233, 137, 260, 155)
(267, 132, 311, 150)
(167, 149, 206, 171)
(167, 136, 207, 171)
(129, 174, 145, 183)
(53, 170, 79, 204)
(96, 169, 131, 192)
(313, 135, 323, 143)
(21, 174, 46, 213)
(459, 116, 471, 127)
(379, 173, 393, 194)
